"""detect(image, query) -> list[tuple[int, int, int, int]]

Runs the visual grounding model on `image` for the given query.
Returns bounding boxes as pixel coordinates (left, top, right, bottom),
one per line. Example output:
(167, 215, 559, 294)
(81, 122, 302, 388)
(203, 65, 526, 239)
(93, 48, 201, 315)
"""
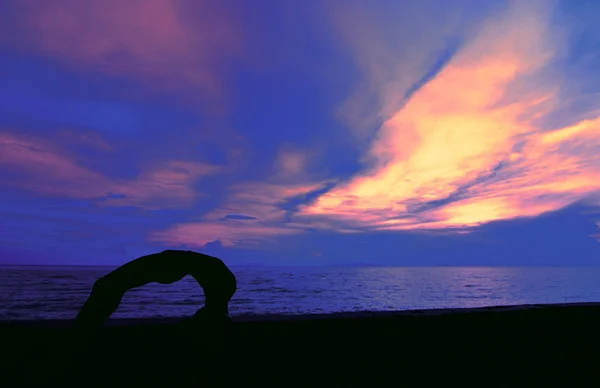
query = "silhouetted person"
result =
(73, 250, 237, 331)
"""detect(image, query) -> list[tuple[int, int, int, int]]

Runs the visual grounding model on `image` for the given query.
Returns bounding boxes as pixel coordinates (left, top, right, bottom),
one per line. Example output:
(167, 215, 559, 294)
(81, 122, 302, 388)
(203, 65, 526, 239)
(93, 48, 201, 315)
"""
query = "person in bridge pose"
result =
(73, 250, 237, 330)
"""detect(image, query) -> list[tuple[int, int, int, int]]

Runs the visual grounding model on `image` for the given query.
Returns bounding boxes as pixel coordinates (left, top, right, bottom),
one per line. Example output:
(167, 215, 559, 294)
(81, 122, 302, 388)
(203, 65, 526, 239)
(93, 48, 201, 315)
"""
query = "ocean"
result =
(2, 265, 600, 320)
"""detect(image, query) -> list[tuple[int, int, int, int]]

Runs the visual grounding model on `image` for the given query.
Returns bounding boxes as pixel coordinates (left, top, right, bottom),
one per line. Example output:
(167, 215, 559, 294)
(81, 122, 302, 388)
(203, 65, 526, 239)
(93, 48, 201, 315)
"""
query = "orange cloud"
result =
(330, 0, 503, 143)
(6, 0, 597, 250)
(297, 1, 600, 233)
(153, 0, 600, 250)
(0, 132, 221, 209)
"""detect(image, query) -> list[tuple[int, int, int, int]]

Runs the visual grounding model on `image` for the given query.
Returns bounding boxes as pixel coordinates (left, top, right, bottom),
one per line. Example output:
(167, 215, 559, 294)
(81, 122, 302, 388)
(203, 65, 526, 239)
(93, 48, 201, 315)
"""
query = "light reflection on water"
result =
(1, 266, 600, 320)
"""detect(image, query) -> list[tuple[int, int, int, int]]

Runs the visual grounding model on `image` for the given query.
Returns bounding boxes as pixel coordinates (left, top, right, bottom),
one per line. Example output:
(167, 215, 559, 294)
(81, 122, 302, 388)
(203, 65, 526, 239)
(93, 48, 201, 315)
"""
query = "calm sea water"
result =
(2, 266, 600, 320)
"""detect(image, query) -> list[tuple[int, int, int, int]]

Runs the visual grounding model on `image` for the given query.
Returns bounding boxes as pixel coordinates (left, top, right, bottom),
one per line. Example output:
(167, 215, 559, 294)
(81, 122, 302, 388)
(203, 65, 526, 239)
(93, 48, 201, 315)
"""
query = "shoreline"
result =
(2, 301, 600, 328)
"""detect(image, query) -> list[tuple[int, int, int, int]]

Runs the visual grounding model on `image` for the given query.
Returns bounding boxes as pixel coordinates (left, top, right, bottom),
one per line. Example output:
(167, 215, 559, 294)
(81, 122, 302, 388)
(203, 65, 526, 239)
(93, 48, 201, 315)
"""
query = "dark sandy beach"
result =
(2, 302, 599, 386)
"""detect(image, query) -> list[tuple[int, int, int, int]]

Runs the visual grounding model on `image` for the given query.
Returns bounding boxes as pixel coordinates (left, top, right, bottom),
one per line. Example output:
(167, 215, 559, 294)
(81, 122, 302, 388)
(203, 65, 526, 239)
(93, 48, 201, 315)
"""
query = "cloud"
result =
(150, 145, 333, 247)
(149, 1, 600, 247)
(295, 0, 600, 234)
(329, 0, 499, 142)
(275, 147, 309, 178)
(0, 132, 222, 209)
(151, 180, 328, 247)
(149, 221, 300, 248)
(3, 0, 246, 108)
(4, 0, 599, 256)
(54, 127, 114, 151)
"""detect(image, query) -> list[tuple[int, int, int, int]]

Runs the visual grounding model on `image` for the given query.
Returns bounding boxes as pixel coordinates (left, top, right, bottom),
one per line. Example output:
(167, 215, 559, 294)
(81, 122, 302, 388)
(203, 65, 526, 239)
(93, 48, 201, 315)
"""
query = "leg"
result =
(73, 276, 126, 331)
(191, 264, 237, 321)
(192, 287, 235, 324)
(204, 291, 230, 316)
(207, 266, 237, 316)
(203, 275, 236, 316)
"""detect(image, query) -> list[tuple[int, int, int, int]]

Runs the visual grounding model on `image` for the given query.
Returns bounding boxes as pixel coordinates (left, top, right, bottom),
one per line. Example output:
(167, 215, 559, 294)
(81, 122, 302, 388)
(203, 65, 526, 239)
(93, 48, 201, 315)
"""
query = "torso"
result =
(106, 250, 235, 290)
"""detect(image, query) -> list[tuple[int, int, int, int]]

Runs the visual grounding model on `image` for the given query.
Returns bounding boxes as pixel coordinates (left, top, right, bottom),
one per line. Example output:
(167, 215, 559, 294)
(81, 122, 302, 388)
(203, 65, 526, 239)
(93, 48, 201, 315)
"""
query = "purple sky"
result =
(1, 0, 600, 266)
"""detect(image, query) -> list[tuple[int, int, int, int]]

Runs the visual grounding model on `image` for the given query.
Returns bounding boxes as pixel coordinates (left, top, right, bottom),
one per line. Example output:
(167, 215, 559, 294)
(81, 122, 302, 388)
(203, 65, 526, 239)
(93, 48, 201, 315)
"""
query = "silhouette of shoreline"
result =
(3, 301, 600, 328)
(2, 302, 599, 385)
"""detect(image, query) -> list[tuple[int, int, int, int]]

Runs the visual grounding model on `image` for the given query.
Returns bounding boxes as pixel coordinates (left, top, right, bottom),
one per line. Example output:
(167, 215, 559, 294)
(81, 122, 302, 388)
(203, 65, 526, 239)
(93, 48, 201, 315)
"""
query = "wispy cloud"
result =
(147, 0, 600, 247)
(151, 179, 329, 248)
(330, 0, 497, 143)
(151, 145, 331, 247)
(2, 0, 599, 259)
(297, 0, 600, 233)
(0, 132, 222, 209)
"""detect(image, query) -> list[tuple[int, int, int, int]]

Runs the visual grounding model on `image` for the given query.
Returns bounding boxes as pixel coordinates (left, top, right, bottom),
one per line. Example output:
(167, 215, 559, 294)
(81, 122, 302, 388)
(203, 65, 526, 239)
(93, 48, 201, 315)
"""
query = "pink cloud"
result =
(296, 1, 600, 234)
(274, 147, 311, 179)
(594, 222, 600, 242)
(151, 179, 329, 248)
(0, 129, 331, 248)
(0, 132, 221, 209)
(150, 220, 302, 248)
(5, 0, 246, 107)
(150, 145, 333, 248)
(7, 0, 597, 251)
(55, 127, 114, 151)
(60, 0, 600, 248)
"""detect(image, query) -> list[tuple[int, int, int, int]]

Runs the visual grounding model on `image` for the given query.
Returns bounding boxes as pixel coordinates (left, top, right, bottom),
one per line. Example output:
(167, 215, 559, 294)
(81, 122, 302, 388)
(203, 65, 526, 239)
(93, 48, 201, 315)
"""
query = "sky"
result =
(1, 0, 600, 266)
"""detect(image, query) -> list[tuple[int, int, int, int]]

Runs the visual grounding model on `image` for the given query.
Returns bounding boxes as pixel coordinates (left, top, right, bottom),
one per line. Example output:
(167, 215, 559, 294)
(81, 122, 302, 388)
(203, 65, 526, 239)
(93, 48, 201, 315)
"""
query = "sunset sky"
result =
(1, 0, 600, 266)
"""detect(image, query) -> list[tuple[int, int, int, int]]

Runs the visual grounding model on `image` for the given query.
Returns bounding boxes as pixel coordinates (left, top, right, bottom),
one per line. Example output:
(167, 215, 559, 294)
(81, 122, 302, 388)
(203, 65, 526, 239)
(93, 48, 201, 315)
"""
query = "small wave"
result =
(250, 278, 273, 285)
(133, 300, 159, 306)
(14, 302, 45, 310)
(47, 275, 78, 280)
(35, 281, 60, 286)
(231, 298, 253, 304)
(249, 287, 294, 293)
(0, 311, 21, 318)
(45, 297, 73, 303)
(171, 299, 202, 306)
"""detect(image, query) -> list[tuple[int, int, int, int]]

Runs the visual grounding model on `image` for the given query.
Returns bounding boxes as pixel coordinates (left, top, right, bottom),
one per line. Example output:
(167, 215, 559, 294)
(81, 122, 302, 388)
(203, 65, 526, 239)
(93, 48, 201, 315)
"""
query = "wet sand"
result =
(2, 302, 599, 385)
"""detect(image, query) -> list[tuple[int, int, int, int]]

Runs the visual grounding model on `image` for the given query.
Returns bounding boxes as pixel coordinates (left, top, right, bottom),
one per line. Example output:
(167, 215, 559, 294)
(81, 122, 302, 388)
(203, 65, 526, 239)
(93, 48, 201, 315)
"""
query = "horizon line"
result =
(2, 263, 600, 268)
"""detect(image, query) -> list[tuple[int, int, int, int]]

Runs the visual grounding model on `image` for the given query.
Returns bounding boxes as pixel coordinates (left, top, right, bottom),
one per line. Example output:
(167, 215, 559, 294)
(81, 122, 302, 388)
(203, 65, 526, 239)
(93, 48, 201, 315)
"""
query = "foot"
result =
(192, 308, 232, 324)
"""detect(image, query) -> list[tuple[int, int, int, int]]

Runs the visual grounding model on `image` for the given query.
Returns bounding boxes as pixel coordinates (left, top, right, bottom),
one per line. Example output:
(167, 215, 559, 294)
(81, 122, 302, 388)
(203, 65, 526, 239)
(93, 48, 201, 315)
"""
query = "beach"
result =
(2, 302, 599, 385)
